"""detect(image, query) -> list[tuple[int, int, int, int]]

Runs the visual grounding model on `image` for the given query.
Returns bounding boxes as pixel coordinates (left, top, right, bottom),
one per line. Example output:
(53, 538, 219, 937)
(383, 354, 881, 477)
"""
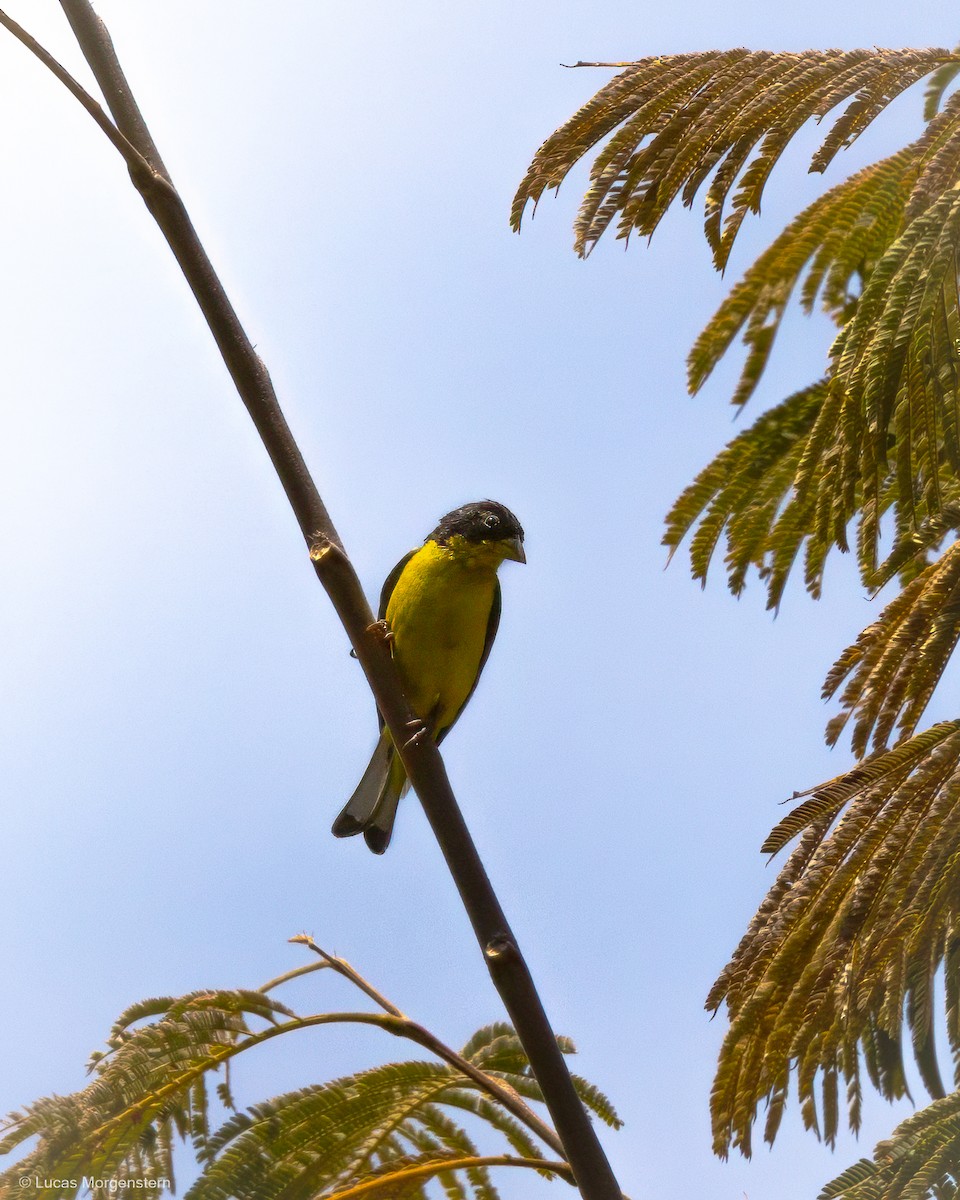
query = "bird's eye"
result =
(482, 513, 500, 530)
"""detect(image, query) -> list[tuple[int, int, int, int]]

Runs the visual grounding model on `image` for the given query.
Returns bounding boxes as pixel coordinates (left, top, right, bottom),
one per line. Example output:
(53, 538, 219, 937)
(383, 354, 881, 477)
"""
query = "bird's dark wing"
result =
(374, 549, 417, 731)
(437, 579, 501, 745)
(379, 549, 416, 619)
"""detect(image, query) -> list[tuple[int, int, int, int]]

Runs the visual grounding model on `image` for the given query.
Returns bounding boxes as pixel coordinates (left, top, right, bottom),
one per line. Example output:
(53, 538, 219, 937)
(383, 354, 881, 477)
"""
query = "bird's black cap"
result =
(429, 500, 524, 546)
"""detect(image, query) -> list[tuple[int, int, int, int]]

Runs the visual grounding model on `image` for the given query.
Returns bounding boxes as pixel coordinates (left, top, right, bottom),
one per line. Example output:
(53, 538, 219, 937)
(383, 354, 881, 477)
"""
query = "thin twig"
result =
(292, 936, 570, 1160)
(259, 959, 332, 993)
(293, 936, 406, 1017)
(560, 59, 644, 68)
(0, 8, 163, 186)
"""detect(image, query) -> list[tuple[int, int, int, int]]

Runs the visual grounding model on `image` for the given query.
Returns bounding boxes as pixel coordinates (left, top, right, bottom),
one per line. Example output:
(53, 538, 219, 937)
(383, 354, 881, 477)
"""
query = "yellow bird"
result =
(332, 500, 526, 853)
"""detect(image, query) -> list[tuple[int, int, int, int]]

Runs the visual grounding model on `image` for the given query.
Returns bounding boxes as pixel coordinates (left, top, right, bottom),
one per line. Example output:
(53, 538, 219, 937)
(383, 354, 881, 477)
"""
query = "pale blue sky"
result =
(2, 3, 958, 1198)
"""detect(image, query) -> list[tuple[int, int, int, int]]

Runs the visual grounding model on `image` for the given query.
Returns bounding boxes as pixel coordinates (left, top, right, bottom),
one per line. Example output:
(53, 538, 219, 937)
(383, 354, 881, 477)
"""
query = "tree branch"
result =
(57, 0, 169, 177)
(259, 959, 332, 993)
(293, 936, 406, 1017)
(0, 7, 155, 174)
(0, 5, 626, 1195)
(292, 937, 573, 1162)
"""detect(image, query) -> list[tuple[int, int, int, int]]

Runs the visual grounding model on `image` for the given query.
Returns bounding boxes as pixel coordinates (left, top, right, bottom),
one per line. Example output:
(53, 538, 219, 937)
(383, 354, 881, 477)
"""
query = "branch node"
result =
(309, 535, 339, 563)
(485, 934, 519, 963)
(131, 162, 179, 202)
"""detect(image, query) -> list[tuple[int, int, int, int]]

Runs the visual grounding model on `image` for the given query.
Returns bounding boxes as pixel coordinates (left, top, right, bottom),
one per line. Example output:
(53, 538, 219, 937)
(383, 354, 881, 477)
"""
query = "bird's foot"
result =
(403, 718, 430, 750)
(350, 619, 394, 659)
(366, 618, 395, 644)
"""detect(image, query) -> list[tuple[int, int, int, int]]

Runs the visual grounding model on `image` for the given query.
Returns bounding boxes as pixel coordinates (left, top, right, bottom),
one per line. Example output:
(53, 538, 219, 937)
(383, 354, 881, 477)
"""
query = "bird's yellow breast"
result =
(385, 537, 499, 735)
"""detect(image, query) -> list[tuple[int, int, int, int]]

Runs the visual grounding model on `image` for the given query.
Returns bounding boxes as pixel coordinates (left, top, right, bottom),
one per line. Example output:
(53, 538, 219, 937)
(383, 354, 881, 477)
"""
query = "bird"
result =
(332, 500, 526, 853)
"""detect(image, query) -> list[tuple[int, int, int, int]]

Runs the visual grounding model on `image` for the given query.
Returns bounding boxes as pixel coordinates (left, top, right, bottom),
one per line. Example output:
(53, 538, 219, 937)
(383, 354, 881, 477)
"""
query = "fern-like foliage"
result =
(820, 1089, 960, 1200)
(824, 541, 960, 755)
(518, 34, 960, 1190)
(674, 80, 960, 603)
(0, 988, 294, 1197)
(664, 379, 839, 604)
(687, 148, 919, 407)
(191, 1056, 532, 1200)
(708, 722, 960, 1158)
(518, 48, 960, 605)
(0, 966, 619, 1200)
(513, 48, 956, 266)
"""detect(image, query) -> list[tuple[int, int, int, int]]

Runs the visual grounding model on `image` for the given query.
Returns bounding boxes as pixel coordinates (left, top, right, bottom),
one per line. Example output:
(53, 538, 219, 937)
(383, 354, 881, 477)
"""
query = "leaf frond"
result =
(0, 977, 605, 1200)
(514, 47, 956, 267)
(824, 541, 960, 755)
(820, 1087, 960, 1199)
(710, 723, 960, 1157)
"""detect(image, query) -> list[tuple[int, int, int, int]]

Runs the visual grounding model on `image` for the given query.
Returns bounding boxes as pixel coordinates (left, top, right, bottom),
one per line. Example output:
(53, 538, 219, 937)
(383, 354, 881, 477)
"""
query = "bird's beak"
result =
(502, 536, 526, 564)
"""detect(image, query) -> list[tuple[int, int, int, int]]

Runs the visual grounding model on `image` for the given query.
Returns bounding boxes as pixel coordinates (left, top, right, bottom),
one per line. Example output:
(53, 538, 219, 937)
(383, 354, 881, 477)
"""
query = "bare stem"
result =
(560, 59, 646, 68)
(259, 959, 332, 994)
(0, 8, 152, 171)
(292, 935, 406, 1017)
(292, 936, 571, 1160)
(0, 5, 626, 1196)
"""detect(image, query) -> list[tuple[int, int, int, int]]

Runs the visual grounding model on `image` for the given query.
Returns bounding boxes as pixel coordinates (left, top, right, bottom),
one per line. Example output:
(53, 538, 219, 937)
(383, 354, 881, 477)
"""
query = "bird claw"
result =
(403, 718, 430, 750)
(351, 619, 394, 659)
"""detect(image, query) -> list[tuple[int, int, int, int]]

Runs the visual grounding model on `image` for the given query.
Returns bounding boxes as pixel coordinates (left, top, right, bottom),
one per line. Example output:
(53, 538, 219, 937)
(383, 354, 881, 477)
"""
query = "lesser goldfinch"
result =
(332, 500, 525, 853)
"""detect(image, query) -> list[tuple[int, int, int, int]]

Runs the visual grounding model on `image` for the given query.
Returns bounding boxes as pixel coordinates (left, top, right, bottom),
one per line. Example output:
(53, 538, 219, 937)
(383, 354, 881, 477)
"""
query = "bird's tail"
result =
(331, 730, 409, 854)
